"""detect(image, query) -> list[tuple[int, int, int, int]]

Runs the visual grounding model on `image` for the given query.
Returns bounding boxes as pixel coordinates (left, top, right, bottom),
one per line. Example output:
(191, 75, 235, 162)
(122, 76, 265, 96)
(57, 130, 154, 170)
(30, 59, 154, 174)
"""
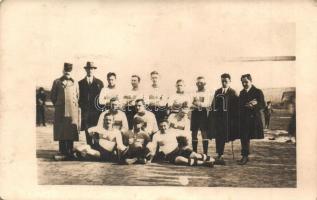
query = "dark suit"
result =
(79, 77, 104, 145)
(208, 87, 239, 156)
(239, 85, 265, 156)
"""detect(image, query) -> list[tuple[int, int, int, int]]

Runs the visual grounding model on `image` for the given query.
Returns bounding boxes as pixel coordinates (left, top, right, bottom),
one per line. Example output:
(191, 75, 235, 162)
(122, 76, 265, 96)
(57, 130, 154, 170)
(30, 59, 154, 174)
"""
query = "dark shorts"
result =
(91, 144, 115, 161)
(148, 106, 168, 125)
(165, 147, 193, 163)
(123, 146, 149, 159)
(124, 106, 136, 130)
(190, 108, 208, 132)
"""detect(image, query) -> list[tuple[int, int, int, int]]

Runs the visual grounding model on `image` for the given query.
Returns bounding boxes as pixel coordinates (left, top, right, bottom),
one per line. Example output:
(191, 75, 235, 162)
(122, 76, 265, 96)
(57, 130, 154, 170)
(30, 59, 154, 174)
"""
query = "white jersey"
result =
(150, 130, 179, 155)
(88, 126, 126, 151)
(122, 89, 147, 107)
(98, 86, 121, 105)
(168, 92, 191, 112)
(134, 110, 158, 135)
(145, 86, 167, 107)
(97, 110, 129, 132)
(168, 113, 191, 147)
(191, 89, 212, 110)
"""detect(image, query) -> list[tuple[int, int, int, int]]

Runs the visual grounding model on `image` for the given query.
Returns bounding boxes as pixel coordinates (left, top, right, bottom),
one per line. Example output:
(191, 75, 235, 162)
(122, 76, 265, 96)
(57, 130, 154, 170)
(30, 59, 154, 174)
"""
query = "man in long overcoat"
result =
(208, 73, 239, 165)
(50, 63, 81, 160)
(238, 74, 265, 165)
(78, 61, 104, 146)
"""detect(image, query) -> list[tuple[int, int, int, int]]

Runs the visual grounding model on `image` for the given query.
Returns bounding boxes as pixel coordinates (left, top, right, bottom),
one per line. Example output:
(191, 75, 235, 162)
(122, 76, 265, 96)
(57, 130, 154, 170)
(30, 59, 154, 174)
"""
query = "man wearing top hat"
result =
(51, 63, 81, 160)
(78, 62, 104, 146)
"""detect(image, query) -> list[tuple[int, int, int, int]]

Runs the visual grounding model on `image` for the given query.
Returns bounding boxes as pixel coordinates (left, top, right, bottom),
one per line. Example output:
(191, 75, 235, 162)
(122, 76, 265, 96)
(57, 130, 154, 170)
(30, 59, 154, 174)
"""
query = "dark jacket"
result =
(36, 92, 46, 106)
(207, 87, 239, 141)
(238, 85, 265, 140)
(79, 77, 104, 130)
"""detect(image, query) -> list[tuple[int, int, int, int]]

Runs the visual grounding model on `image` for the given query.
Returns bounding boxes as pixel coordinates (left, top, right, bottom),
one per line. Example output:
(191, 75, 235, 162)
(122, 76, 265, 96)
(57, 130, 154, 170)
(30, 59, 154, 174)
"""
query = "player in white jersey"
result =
(98, 72, 121, 111)
(146, 71, 168, 124)
(73, 113, 127, 162)
(167, 79, 191, 114)
(122, 75, 147, 129)
(147, 120, 214, 167)
(168, 102, 191, 149)
(190, 76, 212, 155)
(122, 116, 152, 164)
(133, 98, 158, 137)
(97, 97, 129, 133)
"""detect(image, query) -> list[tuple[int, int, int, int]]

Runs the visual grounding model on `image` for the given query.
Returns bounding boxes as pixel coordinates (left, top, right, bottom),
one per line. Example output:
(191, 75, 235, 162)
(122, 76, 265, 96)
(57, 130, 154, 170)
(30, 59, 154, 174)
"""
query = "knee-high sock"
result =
(203, 140, 209, 155)
(192, 140, 198, 152)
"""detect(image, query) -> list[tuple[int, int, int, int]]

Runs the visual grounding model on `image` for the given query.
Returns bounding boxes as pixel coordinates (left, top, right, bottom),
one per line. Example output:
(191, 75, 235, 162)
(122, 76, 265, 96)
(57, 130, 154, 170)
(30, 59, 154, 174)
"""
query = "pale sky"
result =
(1, 1, 296, 94)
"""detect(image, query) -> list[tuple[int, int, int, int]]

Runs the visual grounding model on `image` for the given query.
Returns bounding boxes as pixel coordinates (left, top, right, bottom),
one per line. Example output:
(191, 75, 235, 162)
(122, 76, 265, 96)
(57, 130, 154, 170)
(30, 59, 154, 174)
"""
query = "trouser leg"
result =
(240, 137, 250, 156)
(85, 129, 93, 146)
(66, 140, 74, 155)
(191, 131, 198, 152)
(216, 135, 225, 156)
(267, 116, 271, 128)
(59, 140, 67, 155)
(40, 107, 46, 125)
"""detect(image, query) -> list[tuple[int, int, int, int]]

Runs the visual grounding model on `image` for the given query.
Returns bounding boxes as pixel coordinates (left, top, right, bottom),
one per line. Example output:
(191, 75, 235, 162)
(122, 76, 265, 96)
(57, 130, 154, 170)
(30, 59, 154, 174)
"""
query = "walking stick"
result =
(231, 141, 234, 160)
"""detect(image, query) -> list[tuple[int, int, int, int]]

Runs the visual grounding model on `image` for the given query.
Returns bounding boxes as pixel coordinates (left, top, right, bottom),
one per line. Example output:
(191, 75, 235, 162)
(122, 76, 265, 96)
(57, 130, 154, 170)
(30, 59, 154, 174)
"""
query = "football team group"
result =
(49, 61, 266, 167)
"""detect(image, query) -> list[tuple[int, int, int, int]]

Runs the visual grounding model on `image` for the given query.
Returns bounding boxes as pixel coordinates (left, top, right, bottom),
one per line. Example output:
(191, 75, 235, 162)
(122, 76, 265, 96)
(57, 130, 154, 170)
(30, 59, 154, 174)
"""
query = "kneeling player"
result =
(168, 102, 192, 149)
(73, 113, 127, 162)
(148, 120, 214, 167)
(122, 117, 152, 164)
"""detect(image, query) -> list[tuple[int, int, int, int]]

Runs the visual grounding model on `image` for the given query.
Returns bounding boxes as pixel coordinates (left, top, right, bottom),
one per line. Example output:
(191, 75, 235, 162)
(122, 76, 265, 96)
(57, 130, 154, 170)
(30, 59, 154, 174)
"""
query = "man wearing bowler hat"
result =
(79, 61, 104, 146)
(51, 63, 81, 160)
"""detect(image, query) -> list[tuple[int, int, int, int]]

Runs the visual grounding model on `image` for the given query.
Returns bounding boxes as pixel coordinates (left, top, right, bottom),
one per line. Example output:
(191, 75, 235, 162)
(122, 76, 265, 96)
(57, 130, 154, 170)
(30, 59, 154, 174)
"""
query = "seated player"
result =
(147, 120, 214, 167)
(97, 97, 129, 133)
(122, 117, 152, 165)
(168, 102, 192, 149)
(73, 113, 127, 162)
(133, 98, 158, 137)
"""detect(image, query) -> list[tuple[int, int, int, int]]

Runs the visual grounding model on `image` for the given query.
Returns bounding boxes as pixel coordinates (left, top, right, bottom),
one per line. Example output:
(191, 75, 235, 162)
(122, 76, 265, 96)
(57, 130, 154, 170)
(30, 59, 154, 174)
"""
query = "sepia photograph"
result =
(34, 20, 296, 187)
(1, 1, 317, 200)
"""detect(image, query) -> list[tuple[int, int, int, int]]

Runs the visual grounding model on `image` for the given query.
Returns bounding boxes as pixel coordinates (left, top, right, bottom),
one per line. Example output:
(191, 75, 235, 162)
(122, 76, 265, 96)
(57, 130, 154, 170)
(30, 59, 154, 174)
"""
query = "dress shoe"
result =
(204, 160, 214, 168)
(214, 156, 226, 165)
(238, 156, 249, 165)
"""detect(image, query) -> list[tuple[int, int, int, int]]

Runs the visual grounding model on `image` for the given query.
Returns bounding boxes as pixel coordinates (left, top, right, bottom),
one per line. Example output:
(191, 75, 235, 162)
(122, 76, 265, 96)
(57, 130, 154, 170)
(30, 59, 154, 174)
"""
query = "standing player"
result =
(147, 71, 168, 125)
(98, 72, 121, 111)
(147, 120, 214, 167)
(122, 117, 152, 164)
(122, 75, 147, 129)
(133, 99, 158, 137)
(209, 73, 239, 165)
(74, 113, 127, 162)
(167, 79, 191, 114)
(96, 97, 129, 133)
(190, 76, 212, 155)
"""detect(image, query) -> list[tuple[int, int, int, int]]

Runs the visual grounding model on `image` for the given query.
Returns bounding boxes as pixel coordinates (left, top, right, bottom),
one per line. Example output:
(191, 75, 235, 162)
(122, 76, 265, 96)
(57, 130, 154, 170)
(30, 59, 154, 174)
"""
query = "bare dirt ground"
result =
(37, 109, 296, 187)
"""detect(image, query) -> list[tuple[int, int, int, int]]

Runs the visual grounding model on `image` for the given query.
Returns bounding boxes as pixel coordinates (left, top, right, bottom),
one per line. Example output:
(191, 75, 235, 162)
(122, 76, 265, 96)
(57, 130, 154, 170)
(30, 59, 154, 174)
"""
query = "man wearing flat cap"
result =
(51, 63, 81, 160)
(79, 62, 104, 146)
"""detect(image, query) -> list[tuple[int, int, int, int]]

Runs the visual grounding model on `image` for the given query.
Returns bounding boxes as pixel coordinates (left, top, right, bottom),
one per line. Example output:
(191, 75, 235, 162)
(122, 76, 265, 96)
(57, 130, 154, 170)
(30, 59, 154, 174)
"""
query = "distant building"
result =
(262, 87, 295, 107)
